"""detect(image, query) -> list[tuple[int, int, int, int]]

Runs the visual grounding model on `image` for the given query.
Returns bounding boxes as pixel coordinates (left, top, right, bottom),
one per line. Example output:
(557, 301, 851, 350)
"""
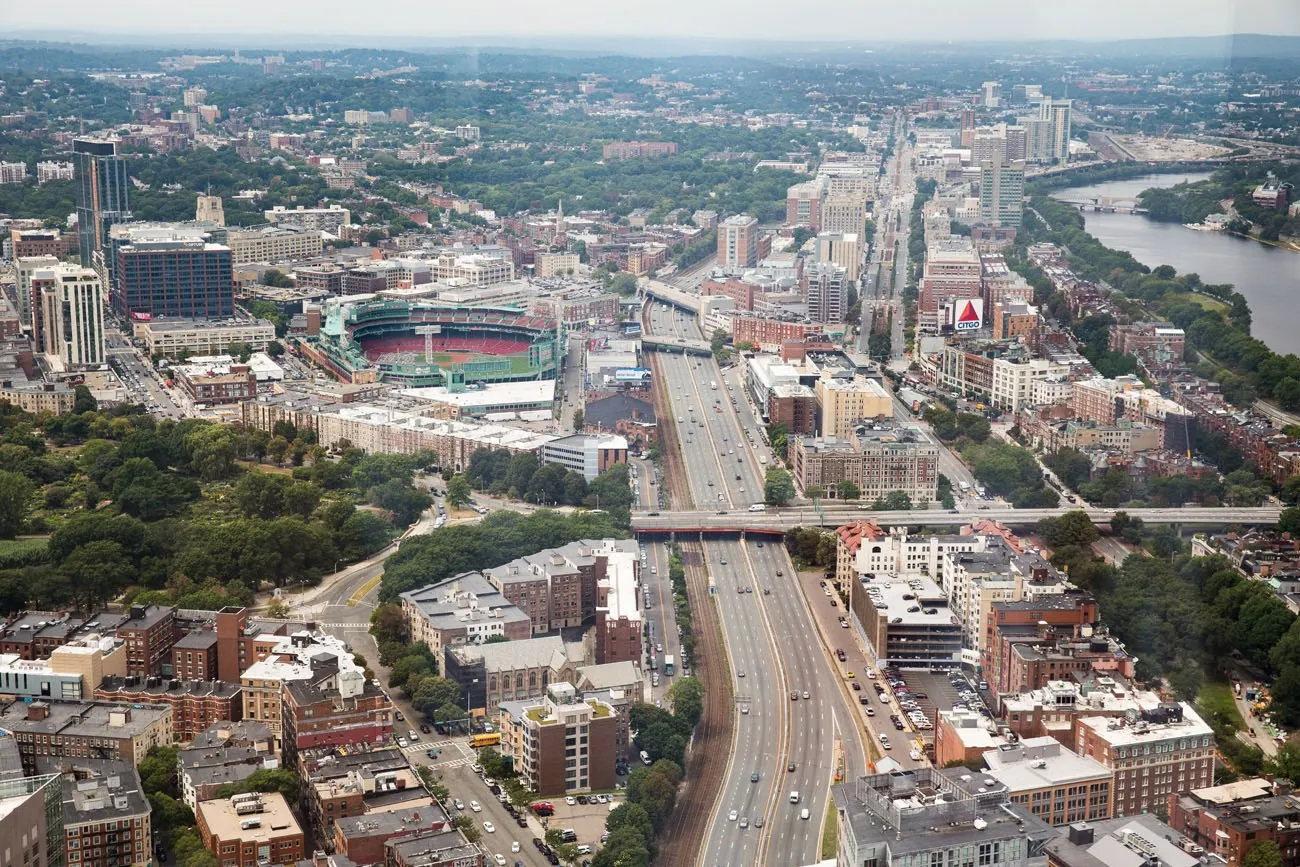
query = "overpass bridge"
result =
(631, 506, 1282, 534)
(1055, 195, 1148, 215)
(641, 279, 702, 315)
(642, 334, 712, 356)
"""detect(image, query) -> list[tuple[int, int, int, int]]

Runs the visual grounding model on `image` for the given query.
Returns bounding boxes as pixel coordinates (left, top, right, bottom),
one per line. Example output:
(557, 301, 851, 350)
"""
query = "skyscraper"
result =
(73, 138, 131, 270)
(32, 263, 105, 368)
(716, 215, 758, 270)
(982, 81, 1001, 109)
(1042, 97, 1073, 164)
(979, 157, 1026, 228)
(804, 261, 847, 324)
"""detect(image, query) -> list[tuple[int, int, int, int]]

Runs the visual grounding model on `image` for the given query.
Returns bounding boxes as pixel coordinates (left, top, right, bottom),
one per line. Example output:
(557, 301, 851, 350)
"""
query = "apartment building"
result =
(225, 226, 323, 265)
(982, 737, 1112, 826)
(790, 429, 939, 503)
(196, 793, 305, 867)
(716, 215, 759, 270)
(94, 677, 241, 742)
(1075, 702, 1215, 817)
(485, 539, 640, 635)
(1170, 777, 1300, 867)
(41, 758, 152, 867)
(0, 700, 173, 768)
(497, 683, 617, 796)
(400, 573, 532, 657)
(280, 663, 394, 760)
(385, 830, 482, 867)
(115, 605, 178, 678)
(786, 180, 825, 229)
(821, 195, 868, 236)
(814, 374, 893, 438)
(263, 205, 351, 234)
(813, 232, 861, 282)
(31, 263, 105, 368)
(601, 141, 677, 160)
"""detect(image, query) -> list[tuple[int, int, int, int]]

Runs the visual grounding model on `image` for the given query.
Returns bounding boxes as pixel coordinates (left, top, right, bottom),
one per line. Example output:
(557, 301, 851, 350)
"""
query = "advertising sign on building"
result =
(953, 299, 984, 332)
(614, 367, 652, 382)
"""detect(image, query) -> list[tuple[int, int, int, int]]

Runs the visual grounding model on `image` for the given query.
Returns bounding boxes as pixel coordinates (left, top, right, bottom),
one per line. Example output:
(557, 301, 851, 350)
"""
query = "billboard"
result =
(952, 299, 984, 332)
(615, 367, 652, 382)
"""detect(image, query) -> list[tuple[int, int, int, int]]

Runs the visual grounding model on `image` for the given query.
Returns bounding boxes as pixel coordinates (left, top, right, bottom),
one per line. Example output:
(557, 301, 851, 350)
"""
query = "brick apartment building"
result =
(172, 630, 218, 680)
(731, 316, 824, 349)
(95, 676, 242, 742)
(332, 806, 451, 866)
(197, 793, 305, 867)
(1170, 777, 1300, 867)
(280, 664, 394, 760)
(116, 605, 179, 678)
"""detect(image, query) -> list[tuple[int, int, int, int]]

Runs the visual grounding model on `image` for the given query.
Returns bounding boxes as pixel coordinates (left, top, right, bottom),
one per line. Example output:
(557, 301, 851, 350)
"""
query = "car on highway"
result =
(469, 801, 482, 812)
(790, 690, 798, 701)
(483, 821, 495, 833)
(788, 762, 796, 772)
(728, 810, 738, 822)
(801, 690, 810, 699)
(737, 670, 745, 677)
(453, 799, 464, 810)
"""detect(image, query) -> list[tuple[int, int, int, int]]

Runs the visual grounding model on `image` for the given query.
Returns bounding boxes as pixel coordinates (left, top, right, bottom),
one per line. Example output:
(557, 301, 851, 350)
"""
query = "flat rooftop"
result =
(397, 379, 556, 409)
(197, 792, 302, 842)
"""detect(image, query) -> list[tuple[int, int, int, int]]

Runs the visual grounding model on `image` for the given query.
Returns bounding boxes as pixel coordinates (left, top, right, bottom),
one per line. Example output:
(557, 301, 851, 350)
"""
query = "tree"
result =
(871, 491, 913, 511)
(266, 599, 290, 618)
(0, 470, 32, 539)
(836, 480, 860, 501)
(73, 385, 98, 414)
(261, 269, 294, 288)
(571, 408, 584, 431)
(1242, 841, 1283, 867)
(265, 340, 285, 358)
(446, 474, 472, 509)
(764, 467, 795, 506)
(1037, 511, 1100, 548)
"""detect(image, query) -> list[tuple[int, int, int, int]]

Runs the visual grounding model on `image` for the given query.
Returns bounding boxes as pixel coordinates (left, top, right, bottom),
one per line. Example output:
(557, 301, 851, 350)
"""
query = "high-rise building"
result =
(716, 214, 758, 270)
(1042, 97, 1073, 163)
(114, 236, 234, 319)
(959, 108, 978, 148)
(32, 264, 105, 368)
(0, 161, 28, 184)
(785, 180, 825, 230)
(814, 231, 862, 282)
(821, 194, 868, 236)
(73, 138, 131, 270)
(1021, 116, 1053, 164)
(15, 255, 60, 330)
(982, 81, 1002, 108)
(804, 260, 847, 324)
(979, 156, 1026, 228)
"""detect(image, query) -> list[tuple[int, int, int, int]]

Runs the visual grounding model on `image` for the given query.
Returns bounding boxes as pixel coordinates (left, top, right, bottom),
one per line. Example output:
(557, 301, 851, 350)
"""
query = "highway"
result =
(643, 539, 682, 704)
(646, 300, 869, 865)
(631, 505, 1284, 532)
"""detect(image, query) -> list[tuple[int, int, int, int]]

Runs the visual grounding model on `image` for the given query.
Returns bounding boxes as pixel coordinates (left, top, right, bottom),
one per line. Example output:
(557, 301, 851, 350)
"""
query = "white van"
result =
(748, 503, 767, 512)
(640, 750, 652, 766)
(789, 791, 800, 804)
(800, 808, 811, 820)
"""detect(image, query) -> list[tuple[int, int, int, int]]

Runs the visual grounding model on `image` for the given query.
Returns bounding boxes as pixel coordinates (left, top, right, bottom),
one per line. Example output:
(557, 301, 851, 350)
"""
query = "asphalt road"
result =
(646, 300, 870, 865)
(643, 540, 682, 704)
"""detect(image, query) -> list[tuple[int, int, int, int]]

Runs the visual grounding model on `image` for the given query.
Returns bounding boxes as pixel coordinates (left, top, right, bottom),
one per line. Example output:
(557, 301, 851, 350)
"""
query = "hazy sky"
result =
(10, 0, 1300, 43)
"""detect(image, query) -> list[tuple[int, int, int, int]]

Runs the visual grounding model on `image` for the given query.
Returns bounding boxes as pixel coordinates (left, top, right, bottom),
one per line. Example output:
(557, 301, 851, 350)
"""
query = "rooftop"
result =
(1076, 701, 1212, 747)
(34, 757, 149, 826)
(0, 699, 170, 739)
(385, 830, 479, 867)
(1042, 815, 1200, 867)
(982, 737, 1111, 791)
(396, 380, 556, 410)
(197, 792, 302, 842)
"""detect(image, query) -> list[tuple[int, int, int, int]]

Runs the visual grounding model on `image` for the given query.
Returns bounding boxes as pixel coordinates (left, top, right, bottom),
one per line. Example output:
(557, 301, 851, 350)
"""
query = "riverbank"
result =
(1047, 173, 1300, 356)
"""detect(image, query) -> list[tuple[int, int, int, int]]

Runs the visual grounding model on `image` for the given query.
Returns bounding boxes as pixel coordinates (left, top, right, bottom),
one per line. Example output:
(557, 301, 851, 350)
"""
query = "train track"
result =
(642, 300, 735, 866)
(655, 538, 733, 867)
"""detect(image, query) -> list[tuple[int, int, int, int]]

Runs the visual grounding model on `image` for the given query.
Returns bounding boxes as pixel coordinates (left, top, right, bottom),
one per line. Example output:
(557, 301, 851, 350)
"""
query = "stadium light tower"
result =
(414, 324, 440, 362)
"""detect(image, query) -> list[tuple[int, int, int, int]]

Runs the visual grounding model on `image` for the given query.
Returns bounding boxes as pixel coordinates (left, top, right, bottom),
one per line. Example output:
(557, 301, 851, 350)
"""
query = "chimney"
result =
(27, 702, 49, 721)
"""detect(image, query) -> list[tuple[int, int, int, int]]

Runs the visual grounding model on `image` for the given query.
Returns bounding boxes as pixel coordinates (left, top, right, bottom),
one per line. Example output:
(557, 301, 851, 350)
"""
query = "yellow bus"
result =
(469, 732, 501, 749)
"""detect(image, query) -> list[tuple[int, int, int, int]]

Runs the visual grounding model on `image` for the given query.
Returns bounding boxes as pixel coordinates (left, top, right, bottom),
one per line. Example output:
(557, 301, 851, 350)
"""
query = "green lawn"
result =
(1186, 293, 1228, 312)
(0, 537, 49, 568)
(821, 800, 838, 859)
(1198, 679, 1246, 732)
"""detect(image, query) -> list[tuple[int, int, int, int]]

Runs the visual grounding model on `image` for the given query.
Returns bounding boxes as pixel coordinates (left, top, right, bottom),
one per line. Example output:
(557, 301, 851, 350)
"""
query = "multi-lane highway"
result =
(631, 505, 1284, 532)
(646, 299, 871, 866)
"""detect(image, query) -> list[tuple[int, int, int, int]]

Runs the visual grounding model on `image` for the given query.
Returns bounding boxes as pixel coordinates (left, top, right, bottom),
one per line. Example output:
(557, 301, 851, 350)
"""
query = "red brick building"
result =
(172, 630, 218, 681)
(1170, 778, 1300, 867)
(197, 793, 305, 867)
(116, 605, 179, 678)
(280, 665, 395, 759)
(332, 806, 451, 866)
(701, 276, 761, 312)
(732, 316, 823, 349)
(95, 676, 242, 742)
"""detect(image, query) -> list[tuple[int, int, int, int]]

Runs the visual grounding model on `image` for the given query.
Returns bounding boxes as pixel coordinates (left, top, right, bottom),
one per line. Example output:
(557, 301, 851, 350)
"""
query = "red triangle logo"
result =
(957, 301, 980, 323)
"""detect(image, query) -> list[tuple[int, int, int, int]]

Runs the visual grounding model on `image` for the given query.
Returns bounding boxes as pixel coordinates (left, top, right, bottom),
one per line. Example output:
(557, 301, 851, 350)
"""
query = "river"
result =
(1049, 172, 1300, 357)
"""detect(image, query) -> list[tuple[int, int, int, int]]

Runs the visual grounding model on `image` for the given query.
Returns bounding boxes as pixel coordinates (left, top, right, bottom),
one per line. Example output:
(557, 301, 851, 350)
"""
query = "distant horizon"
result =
(5, 0, 1300, 49)
(4, 29, 1300, 56)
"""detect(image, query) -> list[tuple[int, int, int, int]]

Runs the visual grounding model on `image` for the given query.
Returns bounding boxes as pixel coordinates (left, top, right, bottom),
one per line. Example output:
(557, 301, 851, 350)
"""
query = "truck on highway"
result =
(958, 481, 971, 494)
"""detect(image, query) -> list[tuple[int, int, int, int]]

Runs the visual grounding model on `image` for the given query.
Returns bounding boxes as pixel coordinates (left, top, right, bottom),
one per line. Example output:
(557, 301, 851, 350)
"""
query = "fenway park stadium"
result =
(301, 297, 564, 388)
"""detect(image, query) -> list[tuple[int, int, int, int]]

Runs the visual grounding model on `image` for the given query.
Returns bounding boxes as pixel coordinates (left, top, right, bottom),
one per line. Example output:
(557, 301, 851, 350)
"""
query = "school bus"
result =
(469, 732, 502, 749)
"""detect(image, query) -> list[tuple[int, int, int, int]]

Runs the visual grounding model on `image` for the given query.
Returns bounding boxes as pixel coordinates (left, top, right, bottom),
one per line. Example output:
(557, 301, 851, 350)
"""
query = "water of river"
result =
(1049, 173, 1300, 356)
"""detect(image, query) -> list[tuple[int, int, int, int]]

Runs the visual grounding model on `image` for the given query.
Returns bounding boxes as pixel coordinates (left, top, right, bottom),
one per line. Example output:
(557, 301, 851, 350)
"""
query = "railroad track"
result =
(655, 538, 733, 867)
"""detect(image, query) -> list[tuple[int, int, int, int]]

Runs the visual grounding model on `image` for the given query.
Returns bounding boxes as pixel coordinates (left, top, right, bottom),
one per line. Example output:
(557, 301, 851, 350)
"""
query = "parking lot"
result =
(535, 794, 622, 855)
(894, 669, 991, 745)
